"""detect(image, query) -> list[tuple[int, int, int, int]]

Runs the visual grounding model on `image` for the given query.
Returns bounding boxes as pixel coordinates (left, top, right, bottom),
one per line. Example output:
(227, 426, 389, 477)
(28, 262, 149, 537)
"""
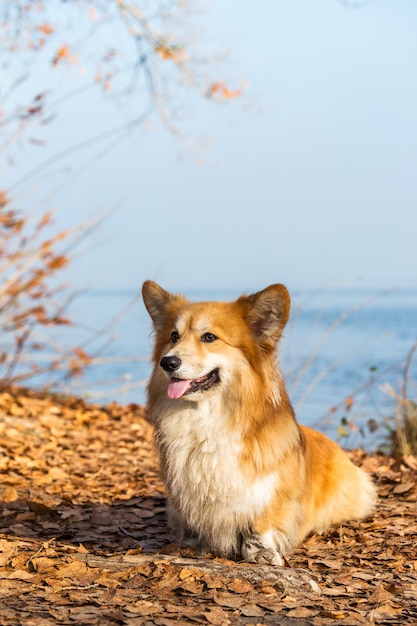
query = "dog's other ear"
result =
(142, 281, 181, 329)
(239, 284, 290, 349)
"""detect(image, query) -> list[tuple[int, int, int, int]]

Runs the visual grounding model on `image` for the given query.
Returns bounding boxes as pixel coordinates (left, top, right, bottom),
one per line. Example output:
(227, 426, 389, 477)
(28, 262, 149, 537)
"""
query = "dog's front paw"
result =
(241, 531, 286, 566)
(255, 549, 284, 566)
(243, 545, 284, 566)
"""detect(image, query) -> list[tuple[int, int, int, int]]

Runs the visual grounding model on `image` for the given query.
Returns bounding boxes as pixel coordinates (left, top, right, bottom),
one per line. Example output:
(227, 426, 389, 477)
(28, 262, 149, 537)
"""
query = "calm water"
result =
(35, 287, 417, 449)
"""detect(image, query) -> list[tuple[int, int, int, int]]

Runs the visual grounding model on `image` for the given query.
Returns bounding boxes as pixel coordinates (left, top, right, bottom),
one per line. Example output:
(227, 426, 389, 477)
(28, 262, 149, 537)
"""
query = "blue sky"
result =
(4, 0, 417, 294)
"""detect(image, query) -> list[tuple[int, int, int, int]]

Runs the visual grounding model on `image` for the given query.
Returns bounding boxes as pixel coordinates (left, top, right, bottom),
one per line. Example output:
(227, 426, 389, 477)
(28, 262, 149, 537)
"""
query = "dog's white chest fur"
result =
(156, 399, 278, 555)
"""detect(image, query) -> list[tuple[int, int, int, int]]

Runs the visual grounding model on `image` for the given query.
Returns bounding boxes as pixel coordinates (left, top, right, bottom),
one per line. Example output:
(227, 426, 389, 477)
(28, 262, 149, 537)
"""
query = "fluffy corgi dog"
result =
(142, 281, 376, 565)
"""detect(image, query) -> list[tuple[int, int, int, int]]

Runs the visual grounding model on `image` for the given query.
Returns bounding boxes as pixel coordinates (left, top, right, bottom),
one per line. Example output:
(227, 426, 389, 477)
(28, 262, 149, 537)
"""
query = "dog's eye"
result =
(171, 331, 180, 343)
(201, 332, 217, 343)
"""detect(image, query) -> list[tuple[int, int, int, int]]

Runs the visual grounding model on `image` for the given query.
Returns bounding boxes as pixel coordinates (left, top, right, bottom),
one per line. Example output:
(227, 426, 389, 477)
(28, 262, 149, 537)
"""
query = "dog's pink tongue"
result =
(167, 379, 192, 399)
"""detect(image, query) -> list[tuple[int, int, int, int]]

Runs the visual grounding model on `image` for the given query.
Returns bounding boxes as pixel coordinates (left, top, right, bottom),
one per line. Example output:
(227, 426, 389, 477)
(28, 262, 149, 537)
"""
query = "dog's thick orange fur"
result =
(142, 281, 376, 565)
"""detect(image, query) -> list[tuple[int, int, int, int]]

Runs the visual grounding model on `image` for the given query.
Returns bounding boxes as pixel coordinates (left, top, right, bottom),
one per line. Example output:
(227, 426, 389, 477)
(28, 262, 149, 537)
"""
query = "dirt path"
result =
(0, 388, 416, 625)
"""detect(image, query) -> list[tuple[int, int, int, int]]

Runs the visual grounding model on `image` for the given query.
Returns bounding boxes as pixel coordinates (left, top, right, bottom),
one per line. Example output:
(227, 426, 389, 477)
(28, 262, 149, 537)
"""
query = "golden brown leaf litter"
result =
(0, 387, 416, 625)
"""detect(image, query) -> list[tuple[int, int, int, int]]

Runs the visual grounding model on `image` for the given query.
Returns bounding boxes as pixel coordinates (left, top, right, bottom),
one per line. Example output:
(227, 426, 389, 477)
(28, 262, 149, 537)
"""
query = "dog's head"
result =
(142, 281, 290, 401)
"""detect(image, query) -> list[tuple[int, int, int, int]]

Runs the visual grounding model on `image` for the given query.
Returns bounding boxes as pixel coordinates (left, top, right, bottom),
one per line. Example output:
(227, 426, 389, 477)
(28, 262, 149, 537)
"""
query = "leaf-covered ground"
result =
(0, 387, 416, 625)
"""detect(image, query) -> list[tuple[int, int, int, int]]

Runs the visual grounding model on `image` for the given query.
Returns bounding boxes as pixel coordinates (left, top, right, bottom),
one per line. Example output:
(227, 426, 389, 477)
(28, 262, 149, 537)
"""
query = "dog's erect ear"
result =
(142, 281, 181, 329)
(239, 284, 290, 349)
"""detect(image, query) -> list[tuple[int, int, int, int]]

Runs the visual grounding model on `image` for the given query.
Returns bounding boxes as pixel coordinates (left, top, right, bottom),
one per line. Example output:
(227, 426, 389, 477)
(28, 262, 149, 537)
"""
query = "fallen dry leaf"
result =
(228, 577, 253, 594)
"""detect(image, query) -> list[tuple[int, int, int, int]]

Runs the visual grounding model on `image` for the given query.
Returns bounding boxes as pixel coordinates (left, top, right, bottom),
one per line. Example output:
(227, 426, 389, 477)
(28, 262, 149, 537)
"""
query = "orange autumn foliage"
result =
(1, 1, 244, 141)
(155, 44, 186, 62)
(345, 396, 354, 411)
(52, 44, 70, 66)
(0, 191, 91, 385)
(207, 81, 242, 101)
(36, 23, 54, 36)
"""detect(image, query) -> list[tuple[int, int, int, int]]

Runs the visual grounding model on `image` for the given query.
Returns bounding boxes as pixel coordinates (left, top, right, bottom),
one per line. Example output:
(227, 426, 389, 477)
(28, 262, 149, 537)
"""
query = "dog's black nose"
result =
(160, 355, 182, 372)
